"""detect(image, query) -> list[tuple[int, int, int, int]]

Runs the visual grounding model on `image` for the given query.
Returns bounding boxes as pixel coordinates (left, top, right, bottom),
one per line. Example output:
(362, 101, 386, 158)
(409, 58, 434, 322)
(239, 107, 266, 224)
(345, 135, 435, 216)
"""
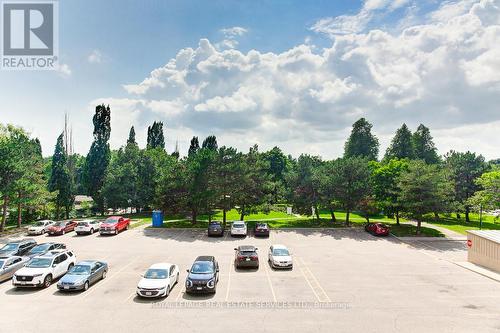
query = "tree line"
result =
(0, 106, 499, 233)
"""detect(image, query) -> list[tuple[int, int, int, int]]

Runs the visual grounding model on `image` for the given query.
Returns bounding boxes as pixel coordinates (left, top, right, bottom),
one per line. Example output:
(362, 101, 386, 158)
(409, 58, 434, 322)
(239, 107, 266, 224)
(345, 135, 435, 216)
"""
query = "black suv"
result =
(0, 239, 37, 257)
(185, 256, 219, 294)
(207, 222, 224, 237)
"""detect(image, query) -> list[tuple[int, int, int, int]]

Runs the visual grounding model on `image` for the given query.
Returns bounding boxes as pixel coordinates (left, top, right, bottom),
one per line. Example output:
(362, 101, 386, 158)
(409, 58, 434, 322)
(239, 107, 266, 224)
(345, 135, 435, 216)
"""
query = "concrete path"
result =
(405, 220, 466, 240)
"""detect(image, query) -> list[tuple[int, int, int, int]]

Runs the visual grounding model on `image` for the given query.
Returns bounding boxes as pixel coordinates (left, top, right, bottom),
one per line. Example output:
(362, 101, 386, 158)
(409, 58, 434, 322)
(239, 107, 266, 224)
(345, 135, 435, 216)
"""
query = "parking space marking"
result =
(81, 257, 138, 299)
(225, 259, 232, 301)
(172, 229, 187, 240)
(298, 257, 331, 302)
(295, 257, 330, 303)
(263, 261, 277, 302)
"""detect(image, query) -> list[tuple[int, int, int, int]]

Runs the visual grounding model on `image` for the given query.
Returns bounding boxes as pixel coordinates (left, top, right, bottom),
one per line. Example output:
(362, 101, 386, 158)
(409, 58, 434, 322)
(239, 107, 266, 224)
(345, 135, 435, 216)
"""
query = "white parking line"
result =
(175, 283, 185, 301)
(295, 258, 322, 302)
(263, 261, 277, 302)
(225, 260, 232, 301)
(297, 257, 331, 302)
(82, 258, 137, 299)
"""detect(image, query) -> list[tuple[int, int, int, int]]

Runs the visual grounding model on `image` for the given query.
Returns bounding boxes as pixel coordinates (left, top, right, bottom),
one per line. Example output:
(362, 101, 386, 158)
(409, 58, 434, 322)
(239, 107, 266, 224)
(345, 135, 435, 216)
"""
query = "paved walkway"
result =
(405, 220, 466, 240)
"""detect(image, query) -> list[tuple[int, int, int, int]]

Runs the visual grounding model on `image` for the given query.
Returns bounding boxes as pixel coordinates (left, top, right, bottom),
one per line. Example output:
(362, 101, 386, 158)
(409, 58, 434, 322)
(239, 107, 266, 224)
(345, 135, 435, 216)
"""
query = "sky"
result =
(1, 0, 499, 160)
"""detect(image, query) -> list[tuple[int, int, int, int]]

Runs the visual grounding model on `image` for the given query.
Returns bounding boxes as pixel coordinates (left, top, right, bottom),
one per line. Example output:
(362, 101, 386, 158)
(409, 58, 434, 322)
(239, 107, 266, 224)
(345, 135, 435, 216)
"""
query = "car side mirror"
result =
(52, 264, 57, 268)
(186, 269, 189, 273)
(234, 248, 237, 251)
(216, 268, 219, 272)
(255, 248, 258, 251)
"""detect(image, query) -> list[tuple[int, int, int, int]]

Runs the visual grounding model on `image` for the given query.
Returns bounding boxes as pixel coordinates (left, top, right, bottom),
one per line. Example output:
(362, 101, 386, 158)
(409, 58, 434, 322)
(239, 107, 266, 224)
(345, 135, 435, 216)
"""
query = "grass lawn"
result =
(424, 213, 500, 235)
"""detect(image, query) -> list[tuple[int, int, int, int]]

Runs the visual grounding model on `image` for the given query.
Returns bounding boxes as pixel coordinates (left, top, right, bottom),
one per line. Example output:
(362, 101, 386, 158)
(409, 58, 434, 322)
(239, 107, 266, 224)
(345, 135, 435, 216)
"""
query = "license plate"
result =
(64, 286, 69, 290)
(146, 292, 152, 296)
(19, 281, 26, 285)
(246, 258, 250, 261)
(196, 287, 202, 290)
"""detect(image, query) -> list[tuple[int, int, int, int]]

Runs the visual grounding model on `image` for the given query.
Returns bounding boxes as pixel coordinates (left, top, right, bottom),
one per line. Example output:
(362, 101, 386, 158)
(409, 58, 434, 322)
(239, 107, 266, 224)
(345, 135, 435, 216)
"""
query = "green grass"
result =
(423, 213, 500, 235)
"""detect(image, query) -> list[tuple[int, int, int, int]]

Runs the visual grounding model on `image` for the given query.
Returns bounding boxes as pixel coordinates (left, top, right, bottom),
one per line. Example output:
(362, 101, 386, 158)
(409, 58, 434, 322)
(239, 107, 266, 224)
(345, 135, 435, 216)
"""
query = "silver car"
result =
(0, 256, 30, 282)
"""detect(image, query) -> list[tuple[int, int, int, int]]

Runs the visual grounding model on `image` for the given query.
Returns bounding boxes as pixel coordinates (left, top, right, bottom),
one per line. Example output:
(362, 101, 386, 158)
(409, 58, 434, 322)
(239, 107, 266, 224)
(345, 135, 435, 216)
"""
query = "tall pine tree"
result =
(49, 133, 74, 219)
(344, 118, 379, 161)
(412, 124, 439, 164)
(384, 123, 414, 160)
(127, 126, 137, 146)
(188, 136, 200, 157)
(83, 104, 111, 214)
(146, 121, 165, 149)
(202, 135, 218, 151)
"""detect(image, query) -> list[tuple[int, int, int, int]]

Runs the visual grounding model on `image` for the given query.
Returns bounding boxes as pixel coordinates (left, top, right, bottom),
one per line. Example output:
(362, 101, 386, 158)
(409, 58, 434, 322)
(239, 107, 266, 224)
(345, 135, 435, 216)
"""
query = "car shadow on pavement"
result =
(5, 287, 43, 295)
(132, 295, 168, 304)
(234, 266, 259, 273)
(181, 292, 216, 301)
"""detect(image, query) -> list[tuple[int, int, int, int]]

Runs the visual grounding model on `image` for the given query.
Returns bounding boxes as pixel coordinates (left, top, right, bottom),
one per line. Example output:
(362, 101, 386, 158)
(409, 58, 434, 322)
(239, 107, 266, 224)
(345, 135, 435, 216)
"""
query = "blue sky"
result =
(1, 0, 499, 160)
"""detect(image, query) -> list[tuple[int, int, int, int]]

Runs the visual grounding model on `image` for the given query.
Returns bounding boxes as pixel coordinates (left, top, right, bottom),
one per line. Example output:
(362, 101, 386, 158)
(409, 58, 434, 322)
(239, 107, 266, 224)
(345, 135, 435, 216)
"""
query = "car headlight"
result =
(186, 279, 193, 287)
(32, 274, 43, 277)
(207, 279, 215, 288)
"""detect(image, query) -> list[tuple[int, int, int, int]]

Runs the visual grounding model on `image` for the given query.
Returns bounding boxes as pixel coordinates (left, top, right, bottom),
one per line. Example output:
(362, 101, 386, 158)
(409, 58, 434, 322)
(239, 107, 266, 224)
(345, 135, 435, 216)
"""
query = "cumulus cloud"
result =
(104, 0, 500, 159)
(215, 26, 248, 50)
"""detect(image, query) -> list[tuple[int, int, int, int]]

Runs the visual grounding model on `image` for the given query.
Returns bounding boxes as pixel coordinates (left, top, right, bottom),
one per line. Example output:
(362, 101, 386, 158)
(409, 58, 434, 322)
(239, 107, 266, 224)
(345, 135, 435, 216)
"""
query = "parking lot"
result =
(1, 226, 499, 333)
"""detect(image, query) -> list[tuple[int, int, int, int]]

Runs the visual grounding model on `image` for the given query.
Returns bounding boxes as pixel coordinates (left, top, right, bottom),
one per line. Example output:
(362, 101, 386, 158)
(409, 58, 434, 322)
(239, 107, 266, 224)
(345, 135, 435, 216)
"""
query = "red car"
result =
(99, 216, 130, 235)
(47, 220, 78, 235)
(365, 222, 390, 236)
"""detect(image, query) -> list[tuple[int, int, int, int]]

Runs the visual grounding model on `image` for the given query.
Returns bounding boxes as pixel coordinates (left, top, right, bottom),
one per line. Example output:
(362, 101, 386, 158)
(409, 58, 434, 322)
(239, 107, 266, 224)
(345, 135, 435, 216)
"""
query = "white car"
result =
(230, 221, 247, 237)
(75, 220, 101, 235)
(12, 250, 76, 288)
(27, 220, 55, 235)
(137, 263, 179, 298)
(268, 244, 293, 269)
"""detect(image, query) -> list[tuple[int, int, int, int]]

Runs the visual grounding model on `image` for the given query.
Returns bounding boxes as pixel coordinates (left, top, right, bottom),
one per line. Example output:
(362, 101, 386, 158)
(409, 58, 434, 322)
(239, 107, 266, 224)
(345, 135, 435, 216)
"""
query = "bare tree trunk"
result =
(1, 195, 9, 232)
(191, 209, 197, 224)
(416, 220, 422, 235)
(315, 205, 320, 221)
(240, 205, 245, 221)
(223, 208, 227, 225)
(329, 208, 336, 223)
(17, 191, 22, 228)
(345, 210, 350, 226)
(395, 210, 400, 226)
(465, 206, 470, 222)
(434, 212, 439, 220)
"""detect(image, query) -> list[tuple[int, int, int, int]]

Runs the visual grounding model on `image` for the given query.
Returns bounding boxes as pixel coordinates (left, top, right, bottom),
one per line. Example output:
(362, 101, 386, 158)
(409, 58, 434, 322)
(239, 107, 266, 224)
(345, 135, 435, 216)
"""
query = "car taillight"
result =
(237, 256, 245, 261)
(251, 256, 258, 261)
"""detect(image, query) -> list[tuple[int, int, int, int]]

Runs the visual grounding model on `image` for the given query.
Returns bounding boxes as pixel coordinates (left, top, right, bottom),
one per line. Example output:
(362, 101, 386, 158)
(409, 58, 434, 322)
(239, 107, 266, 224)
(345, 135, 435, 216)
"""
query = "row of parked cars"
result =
(26, 216, 131, 237)
(208, 221, 270, 237)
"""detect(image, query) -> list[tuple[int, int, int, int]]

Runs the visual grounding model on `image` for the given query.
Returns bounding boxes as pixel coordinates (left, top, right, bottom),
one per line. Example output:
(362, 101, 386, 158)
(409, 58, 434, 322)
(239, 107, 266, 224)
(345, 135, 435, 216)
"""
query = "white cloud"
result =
(88, 49, 103, 64)
(216, 26, 249, 50)
(220, 26, 248, 37)
(100, 0, 500, 160)
(54, 63, 72, 77)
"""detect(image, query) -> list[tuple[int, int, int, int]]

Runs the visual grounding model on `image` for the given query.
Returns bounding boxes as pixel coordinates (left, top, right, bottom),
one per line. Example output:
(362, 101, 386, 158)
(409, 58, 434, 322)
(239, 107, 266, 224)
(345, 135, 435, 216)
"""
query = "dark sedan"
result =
(234, 245, 259, 269)
(365, 222, 390, 236)
(207, 222, 224, 237)
(253, 223, 270, 237)
(185, 256, 219, 294)
(0, 239, 36, 257)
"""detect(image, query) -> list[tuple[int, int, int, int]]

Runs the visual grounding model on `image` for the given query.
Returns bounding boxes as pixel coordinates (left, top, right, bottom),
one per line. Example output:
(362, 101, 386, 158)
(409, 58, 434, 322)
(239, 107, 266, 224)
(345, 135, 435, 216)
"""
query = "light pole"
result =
(223, 194, 230, 227)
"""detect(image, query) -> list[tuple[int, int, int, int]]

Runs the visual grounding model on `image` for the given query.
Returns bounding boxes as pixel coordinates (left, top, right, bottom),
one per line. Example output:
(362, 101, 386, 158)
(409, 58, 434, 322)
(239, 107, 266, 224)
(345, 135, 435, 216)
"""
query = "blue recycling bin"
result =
(152, 210, 164, 227)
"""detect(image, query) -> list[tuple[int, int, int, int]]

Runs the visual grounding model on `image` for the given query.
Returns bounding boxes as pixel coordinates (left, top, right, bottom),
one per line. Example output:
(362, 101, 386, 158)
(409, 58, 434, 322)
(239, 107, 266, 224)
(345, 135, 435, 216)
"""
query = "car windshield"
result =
(105, 218, 118, 224)
(27, 258, 52, 268)
(29, 244, 51, 253)
(191, 261, 214, 274)
(77, 222, 89, 226)
(0, 260, 4, 268)
(273, 248, 290, 256)
(35, 221, 47, 226)
(240, 251, 256, 256)
(233, 224, 244, 228)
(54, 222, 66, 227)
(256, 224, 267, 228)
(1, 244, 18, 251)
(144, 269, 168, 279)
(68, 265, 91, 275)
(209, 222, 220, 227)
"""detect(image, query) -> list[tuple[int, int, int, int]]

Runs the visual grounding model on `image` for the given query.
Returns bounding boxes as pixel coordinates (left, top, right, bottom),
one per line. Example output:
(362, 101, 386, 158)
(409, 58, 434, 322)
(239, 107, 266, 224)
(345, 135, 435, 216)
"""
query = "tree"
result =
(127, 126, 137, 146)
(469, 169, 500, 210)
(344, 118, 379, 161)
(315, 160, 341, 222)
(287, 155, 323, 221)
(384, 123, 414, 160)
(329, 157, 371, 224)
(412, 124, 439, 164)
(188, 136, 200, 157)
(49, 133, 74, 219)
(202, 135, 218, 151)
(370, 159, 409, 225)
(83, 104, 111, 214)
(262, 147, 288, 203)
(445, 151, 488, 222)
(146, 121, 165, 150)
(398, 160, 454, 234)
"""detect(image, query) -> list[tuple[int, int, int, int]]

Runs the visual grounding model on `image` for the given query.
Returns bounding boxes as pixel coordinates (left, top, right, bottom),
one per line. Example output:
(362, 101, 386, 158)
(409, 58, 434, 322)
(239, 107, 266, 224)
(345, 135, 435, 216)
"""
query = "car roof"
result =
(149, 263, 172, 269)
(76, 260, 101, 266)
(272, 244, 288, 249)
(195, 256, 214, 262)
(78, 219, 96, 222)
(38, 250, 68, 258)
(238, 245, 256, 251)
(232, 221, 245, 224)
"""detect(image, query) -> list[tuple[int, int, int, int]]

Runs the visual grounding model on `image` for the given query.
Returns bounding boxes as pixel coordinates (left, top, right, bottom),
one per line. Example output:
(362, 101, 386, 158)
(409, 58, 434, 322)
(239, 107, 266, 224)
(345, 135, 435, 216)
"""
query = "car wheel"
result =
(43, 275, 52, 288)
(84, 281, 89, 291)
(126, 224, 129, 230)
(62, 230, 65, 235)
(115, 229, 118, 235)
(68, 263, 74, 271)
(102, 270, 107, 279)
(176, 273, 179, 284)
(90, 228, 94, 234)
(165, 286, 170, 297)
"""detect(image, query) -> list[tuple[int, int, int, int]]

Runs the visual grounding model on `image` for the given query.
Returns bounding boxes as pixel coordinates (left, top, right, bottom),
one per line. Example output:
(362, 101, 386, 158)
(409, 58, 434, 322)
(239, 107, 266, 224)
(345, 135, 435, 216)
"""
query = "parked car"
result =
(27, 220, 55, 235)
(47, 220, 78, 236)
(268, 244, 293, 269)
(185, 256, 219, 294)
(99, 216, 130, 235)
(57, 260, 108, 292)
(0, 239, 37, 257)
(365, 222, 390, 236)
(75, 220, 101, 235)
(253, 223, 270, 237)
(207, 221, 224, 237)
(234, 245, 259, 269)
(137, 263, 179, 298)
(0, 256, 30, 282)
(27, 242, 66, 258)
(13, 250, 76, 288)
(230, 221, 247, 237)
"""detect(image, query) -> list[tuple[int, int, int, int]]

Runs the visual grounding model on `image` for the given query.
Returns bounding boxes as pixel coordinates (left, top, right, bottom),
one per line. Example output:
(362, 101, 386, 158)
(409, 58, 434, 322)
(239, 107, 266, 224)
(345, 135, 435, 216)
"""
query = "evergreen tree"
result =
(188, 136, 200, 157)
(146, 121, 165, 149)
(344, 118, 379, 160)
(262, 147, 288, 203)
(83, 104, 111, 214)
(202, 135, 218, 151)
(127, 126, 136, 146)
(384, 123, 414, 160)
(412, 124, 439, 164)
(49, 133, 74, 219)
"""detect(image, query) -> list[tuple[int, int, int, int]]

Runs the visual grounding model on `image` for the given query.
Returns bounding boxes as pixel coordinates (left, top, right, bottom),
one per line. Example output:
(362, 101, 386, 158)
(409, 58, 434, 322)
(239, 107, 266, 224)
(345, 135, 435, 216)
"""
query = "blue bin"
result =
(152, 210, 164, 227)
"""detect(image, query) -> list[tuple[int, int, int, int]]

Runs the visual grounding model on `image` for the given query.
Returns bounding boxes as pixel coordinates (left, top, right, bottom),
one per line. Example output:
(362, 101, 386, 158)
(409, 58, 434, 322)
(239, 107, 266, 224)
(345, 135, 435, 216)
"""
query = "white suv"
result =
(13, 250, 76, 288)
(75, 220, 101, 235)
(230, 221, 247, 237)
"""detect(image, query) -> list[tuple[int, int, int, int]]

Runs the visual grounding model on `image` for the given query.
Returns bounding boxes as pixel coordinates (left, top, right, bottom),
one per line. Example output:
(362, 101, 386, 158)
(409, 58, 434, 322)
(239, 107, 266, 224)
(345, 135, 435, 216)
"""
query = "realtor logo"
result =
(1, 0, 58, 70)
